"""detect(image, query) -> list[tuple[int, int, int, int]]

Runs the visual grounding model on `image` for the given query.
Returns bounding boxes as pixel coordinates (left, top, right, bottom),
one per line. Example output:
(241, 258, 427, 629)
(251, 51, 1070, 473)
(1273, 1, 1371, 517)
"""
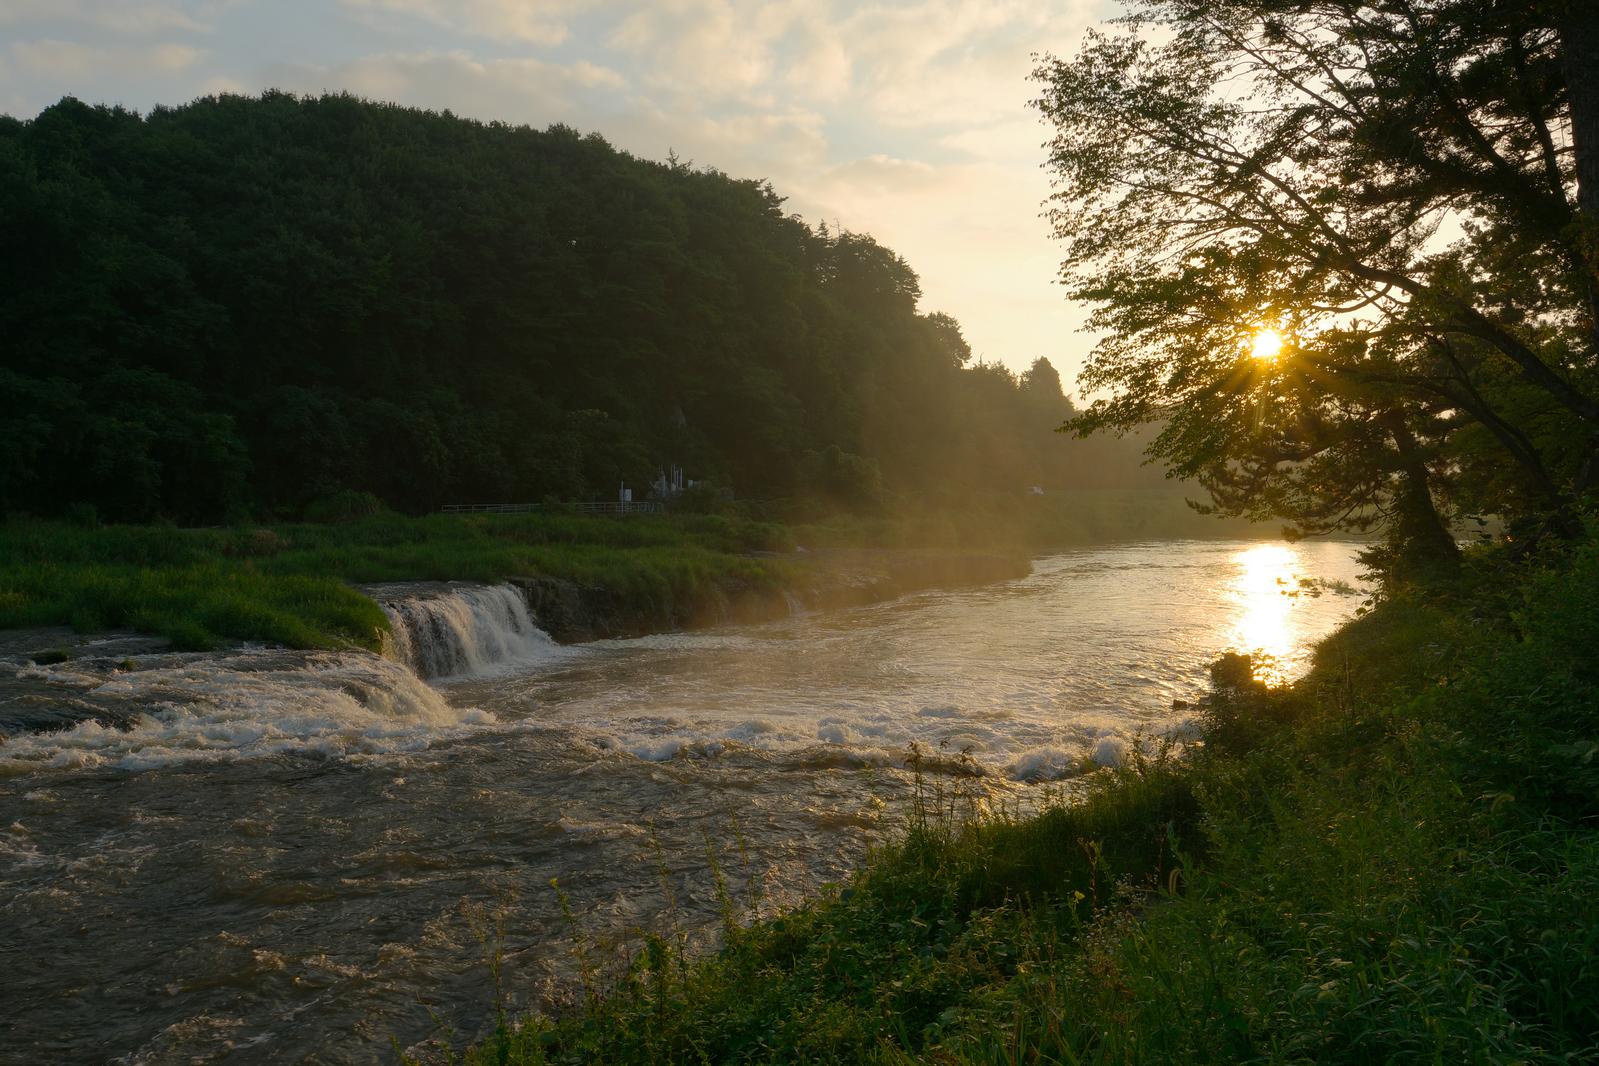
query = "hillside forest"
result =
(0, 93, 1155, 525)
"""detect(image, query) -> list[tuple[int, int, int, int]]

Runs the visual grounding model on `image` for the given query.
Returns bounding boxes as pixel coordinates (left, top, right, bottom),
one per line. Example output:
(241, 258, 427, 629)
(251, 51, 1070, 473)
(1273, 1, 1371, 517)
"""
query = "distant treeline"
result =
(0, 92, 1156, 524)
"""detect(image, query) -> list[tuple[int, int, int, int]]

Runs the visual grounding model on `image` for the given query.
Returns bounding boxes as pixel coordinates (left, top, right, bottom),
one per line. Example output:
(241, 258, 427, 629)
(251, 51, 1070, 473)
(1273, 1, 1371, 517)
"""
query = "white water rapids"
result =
(0, 540, 1365, 1064)
(0, 584, 558, 773)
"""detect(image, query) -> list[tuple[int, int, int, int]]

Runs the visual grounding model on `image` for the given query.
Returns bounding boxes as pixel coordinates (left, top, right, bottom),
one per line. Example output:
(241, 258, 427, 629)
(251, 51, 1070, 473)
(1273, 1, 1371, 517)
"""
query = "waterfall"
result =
(379, 584, 558, 679)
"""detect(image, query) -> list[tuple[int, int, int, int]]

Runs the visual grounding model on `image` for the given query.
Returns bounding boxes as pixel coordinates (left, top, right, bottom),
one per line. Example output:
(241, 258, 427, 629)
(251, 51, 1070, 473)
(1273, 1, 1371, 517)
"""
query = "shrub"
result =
(302, 490, 387, 524)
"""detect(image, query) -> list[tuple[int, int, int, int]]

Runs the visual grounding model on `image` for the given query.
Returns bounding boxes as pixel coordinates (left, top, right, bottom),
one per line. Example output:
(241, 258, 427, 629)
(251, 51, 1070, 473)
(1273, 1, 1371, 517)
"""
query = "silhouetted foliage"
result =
(0, 92, 1152, 523)
(1035, 0, 1599, 582)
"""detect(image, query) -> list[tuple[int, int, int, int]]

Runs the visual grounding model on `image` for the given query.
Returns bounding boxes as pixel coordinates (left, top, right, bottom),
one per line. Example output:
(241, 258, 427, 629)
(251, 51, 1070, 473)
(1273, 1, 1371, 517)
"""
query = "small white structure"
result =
(1028, 485, 1046, 496)
(654, 464, 694, 497)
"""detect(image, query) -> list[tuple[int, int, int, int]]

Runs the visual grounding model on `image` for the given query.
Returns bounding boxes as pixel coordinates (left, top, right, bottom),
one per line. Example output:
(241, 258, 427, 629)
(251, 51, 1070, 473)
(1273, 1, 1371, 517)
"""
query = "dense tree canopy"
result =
(1035, 0, 1599, 578)
(0, 92, 1149, 524)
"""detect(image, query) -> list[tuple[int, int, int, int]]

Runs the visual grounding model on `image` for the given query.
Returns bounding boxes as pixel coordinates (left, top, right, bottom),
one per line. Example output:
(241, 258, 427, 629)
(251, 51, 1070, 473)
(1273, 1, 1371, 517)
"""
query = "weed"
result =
(446, 534, 1599, 1063)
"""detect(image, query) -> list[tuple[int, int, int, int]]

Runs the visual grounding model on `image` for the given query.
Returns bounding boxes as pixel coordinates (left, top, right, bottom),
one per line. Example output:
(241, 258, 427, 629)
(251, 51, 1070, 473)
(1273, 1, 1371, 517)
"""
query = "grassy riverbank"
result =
(0, 513, 794, 651)
(0, 490, 1274, 654)
(445, 531, 1599, 1063)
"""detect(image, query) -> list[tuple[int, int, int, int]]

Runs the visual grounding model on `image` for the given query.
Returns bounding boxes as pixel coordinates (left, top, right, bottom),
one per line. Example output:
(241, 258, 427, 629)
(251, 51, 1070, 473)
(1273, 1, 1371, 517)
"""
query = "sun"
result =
(1250, 328, 1284, 362)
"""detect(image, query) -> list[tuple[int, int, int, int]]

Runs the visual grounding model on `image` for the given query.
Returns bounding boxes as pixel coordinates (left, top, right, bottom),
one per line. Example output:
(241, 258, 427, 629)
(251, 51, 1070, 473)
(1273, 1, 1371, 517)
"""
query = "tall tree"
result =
(2, 93, 1143, 522)
(1034, 0, 1599, 571)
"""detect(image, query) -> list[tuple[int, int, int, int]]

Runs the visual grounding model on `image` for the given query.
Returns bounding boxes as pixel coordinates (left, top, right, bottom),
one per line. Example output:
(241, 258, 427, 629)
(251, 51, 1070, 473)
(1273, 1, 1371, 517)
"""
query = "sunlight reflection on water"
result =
(1231, 542, 1310, 684)
(0, 539, 1367, 1064)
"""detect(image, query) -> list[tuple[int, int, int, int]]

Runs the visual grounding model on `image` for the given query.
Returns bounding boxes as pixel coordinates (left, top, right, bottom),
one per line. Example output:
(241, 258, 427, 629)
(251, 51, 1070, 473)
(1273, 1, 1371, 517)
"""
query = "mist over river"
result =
(0, 540, 1363, 1064)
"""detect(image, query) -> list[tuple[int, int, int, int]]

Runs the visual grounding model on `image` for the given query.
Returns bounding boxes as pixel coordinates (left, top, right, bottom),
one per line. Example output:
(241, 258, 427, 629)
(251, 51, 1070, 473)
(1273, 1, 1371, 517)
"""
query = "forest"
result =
(0, 92, 1152, 525)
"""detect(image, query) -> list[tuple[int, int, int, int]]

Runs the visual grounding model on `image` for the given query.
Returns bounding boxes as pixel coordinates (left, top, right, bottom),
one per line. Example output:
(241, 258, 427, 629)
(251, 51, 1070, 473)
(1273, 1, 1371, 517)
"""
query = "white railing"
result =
(439, 501, 665, 516)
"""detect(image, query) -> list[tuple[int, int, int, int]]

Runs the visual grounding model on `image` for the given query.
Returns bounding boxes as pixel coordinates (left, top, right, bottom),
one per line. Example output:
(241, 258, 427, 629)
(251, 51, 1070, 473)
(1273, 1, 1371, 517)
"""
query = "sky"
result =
(0, 0, 1116, 390)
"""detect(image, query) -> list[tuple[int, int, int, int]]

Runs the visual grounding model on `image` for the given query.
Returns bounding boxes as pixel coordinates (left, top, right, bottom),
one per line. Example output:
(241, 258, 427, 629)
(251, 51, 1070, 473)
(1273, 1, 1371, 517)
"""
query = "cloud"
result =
(8, 39, 207, 78)
(197, 73, 247, 96)
(936, 117, 1050, 165)
(837, 0, 1098, 130)
(339, 0, 594, 46)
(260, 42, 827, 173)
(587, 0, 1095, 127)
(626, 102, 829, 173)
(817, 154, 941, 195)
(608, 0, 804, 103)
(261, 50, 627, 125)
(0, 1, 221, 35)
(784, 23, 850, 102)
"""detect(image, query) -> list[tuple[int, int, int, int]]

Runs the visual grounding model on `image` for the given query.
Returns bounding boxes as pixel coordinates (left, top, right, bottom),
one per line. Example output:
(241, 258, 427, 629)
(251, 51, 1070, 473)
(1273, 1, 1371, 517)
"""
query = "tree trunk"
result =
(1558, 4, 1599, 360)
(1426, 345, 1577, 527)
(1384, 415, 1461, 581)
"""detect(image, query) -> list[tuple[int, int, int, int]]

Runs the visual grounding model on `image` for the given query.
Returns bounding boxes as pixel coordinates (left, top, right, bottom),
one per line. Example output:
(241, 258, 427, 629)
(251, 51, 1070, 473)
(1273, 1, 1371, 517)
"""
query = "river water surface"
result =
(0, 539, 1363, 1063)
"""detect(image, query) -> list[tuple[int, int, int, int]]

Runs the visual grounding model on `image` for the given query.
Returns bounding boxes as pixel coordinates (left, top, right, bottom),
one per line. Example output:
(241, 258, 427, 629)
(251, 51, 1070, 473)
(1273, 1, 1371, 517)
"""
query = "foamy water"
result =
(445, 542, 1361, 781)
(0, 649, 494, 774)
(0, 540, 1363, 1064)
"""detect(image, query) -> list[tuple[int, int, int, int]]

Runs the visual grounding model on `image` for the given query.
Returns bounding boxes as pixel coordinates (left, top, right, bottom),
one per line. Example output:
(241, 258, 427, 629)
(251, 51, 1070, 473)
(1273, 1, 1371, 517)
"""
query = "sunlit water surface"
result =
(0, 540, 1362, 1063)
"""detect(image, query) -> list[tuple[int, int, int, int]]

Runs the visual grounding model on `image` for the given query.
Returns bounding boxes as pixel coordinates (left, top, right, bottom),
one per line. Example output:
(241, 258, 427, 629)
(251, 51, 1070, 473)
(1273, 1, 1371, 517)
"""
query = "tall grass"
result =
(438, 531, 1599, 1064)
(0, 513, 794, 650)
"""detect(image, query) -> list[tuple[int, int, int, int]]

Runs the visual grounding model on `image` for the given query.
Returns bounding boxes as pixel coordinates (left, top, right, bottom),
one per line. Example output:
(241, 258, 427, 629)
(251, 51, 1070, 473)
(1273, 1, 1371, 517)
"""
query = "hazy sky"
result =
(0, 0, 1114, 389)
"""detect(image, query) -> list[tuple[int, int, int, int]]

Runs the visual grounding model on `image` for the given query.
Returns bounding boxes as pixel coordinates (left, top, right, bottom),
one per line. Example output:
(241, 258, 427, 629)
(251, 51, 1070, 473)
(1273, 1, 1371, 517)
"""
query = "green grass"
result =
(0, 513, 794, 651)
(0, 493, 1262, 654)
(438, 530, 1599, 1064)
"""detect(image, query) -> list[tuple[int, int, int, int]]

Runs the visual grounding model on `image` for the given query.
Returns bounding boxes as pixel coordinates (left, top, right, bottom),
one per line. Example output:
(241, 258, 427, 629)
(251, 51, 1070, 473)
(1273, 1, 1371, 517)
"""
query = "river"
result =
(0, 539, 1364, 1063)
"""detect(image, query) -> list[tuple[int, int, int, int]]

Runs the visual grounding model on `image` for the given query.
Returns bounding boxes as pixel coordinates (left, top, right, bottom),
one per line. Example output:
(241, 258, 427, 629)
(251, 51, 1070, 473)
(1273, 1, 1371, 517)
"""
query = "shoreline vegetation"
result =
(0, 488, 1282, 656)
(2, 0, 1593, 1059)
(425, 528, 1599, 1065)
